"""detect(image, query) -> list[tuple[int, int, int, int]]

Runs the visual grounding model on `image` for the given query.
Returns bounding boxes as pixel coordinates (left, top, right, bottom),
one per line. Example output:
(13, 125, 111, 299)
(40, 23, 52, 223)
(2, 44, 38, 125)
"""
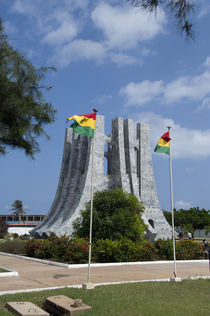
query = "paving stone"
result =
(44, 295, 92, 315)
(6, 302, 49, 316)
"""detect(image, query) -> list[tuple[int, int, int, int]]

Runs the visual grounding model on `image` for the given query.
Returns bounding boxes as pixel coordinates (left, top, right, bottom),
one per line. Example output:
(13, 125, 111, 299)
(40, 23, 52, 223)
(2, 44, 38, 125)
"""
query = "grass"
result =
(0, 268, 7, 273)
(0, 279, 209, 315)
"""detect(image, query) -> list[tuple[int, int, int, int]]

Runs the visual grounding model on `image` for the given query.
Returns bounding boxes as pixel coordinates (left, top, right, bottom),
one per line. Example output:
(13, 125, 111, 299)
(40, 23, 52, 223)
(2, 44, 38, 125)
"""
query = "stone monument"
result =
(31, 115, 172, 240)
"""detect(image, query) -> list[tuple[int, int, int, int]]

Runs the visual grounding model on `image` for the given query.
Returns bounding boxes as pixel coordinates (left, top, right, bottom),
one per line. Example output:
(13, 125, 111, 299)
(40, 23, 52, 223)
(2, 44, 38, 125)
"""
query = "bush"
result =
(49, 235, 88, 264)
(176, 240, 204, 260)
(73, 189, 146, 242)
(138, 242, 158, 261)
(154, 239, 174, 260)
(24, 235, 89, 263)
(154, 239, 204, 260)
(15, 236, 205, 263)
(0, 218, 8, 238)
(25, 238, 52, 259)
(0, 238, 27, 254)
(93, 238, 158, 263)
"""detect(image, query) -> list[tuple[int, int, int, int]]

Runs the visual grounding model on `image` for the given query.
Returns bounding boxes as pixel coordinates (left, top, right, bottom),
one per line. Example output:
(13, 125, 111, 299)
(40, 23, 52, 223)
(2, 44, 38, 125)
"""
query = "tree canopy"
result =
(163, 207, 210, 235)
(73, 189, 147, 242)
(0, 18, 56, 158)
(10, 199, 28, 221)
(128, 0, 196, 40)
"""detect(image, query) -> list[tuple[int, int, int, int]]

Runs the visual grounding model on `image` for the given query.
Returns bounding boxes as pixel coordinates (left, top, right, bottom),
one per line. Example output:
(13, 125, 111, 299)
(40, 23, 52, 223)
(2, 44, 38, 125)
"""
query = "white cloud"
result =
(12, 0, 37, 15)
(42, 13, 79, 45)
(92, 94, 112, 106)
(54, 39, 106, 67)
(204, 56, 210, 68)
(3, 21, 16, 35)
(132, 112, 210, 159)
(120, 80, 164, 106)
(198, 0, 210, 18)
(175, 200, 191, 209)
(109, 53, 139, 66)
(10, 0, 167, 67)
(197, 97, 210, 110)
(164, 71, 210, 103)
(120, 64, 210, 106)
(91, 2, 166, 50)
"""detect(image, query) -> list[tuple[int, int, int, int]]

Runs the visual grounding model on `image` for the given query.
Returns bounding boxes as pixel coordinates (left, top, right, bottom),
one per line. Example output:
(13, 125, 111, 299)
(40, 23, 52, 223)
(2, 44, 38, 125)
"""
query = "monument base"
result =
(170, 277, 182, 282)
(82, 283, 95, 290)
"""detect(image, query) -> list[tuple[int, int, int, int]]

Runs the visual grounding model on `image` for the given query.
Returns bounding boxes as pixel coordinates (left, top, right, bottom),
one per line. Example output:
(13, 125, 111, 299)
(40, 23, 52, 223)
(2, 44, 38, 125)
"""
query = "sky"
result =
(1, 0, 210, 215)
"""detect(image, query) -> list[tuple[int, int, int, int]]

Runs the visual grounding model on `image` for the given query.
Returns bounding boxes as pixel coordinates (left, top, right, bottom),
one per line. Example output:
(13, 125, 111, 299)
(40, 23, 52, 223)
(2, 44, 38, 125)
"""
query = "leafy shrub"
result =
(0, 218, 8, 238)
(22, 236, 206, 263)
(24, 235, 89, 263)
(73, 189, 146, 242)
(154, 239, 174, 260)
(93, 238, 157, 263)
(176, 240, 204, 260)
(138, 242, 158, 261)
(0, 238, 27, 254)
(25, 238, 52, 259)
(154, 239, 204, 260)
(50, 235, 88, 263)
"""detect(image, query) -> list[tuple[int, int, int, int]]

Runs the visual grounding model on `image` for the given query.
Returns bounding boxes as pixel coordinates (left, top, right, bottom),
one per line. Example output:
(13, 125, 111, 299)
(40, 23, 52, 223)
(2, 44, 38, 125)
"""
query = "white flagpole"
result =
(167, 126, 177, 278)
(87, 109, 97, 286)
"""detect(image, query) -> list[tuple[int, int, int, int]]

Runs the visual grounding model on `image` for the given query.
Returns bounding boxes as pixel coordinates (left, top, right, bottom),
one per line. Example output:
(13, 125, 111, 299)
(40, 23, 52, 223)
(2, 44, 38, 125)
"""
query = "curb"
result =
(0, 275, 210, 296)
(0, 265, 19, 277)
(0, 252, 208, 269)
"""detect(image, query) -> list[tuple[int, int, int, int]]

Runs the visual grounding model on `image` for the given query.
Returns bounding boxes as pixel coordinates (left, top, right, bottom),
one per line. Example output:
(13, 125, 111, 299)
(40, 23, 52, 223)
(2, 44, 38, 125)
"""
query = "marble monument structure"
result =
(31, 115, 172, 240)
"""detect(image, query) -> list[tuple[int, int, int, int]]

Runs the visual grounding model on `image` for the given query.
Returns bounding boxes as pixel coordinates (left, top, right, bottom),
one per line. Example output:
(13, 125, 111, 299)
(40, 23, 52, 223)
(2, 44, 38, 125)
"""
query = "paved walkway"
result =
(0, 253, 209, 295)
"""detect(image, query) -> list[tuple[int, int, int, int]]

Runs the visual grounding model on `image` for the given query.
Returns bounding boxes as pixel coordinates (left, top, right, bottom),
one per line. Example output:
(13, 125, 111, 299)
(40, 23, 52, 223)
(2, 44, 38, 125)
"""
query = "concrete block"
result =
(170, 277, 182, 282)
(82, 283, 95, 290)
(6, 302, 49, 316)
(44, 295, 92, 315)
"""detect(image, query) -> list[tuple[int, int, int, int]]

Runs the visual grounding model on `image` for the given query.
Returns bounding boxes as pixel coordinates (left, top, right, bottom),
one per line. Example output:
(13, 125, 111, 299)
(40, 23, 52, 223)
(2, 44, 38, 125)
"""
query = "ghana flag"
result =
(66, 112, 96, 138)
(154, 131, 171, 155)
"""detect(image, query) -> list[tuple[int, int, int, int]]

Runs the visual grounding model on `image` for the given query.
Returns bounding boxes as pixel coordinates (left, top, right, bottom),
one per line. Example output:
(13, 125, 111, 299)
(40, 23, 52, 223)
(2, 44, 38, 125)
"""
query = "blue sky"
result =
(1, 0, 210, 214)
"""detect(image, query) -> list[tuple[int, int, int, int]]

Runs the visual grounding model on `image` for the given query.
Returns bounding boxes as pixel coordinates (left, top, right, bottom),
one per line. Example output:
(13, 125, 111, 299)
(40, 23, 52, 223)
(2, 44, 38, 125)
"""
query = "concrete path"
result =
(0, 253, 209, 295)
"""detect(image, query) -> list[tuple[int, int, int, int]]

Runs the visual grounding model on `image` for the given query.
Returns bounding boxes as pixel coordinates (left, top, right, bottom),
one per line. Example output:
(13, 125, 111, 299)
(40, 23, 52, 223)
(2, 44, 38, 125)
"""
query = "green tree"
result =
(163, 207, 210, 236)
(0, 217, 8, 238)
(73, 189, 147, 242)
(128, 0, 196, 40)
(10, 200, 28, 222)
(0, 18, 56, 158)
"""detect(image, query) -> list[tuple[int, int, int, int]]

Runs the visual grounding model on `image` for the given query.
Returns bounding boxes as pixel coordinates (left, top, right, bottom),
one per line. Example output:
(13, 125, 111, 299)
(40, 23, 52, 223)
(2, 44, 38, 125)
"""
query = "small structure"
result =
(6, 302, 49, 316)
(44, 295, 91, 315)
(0, 214, 45, 235)
(31, 115, 172, 240)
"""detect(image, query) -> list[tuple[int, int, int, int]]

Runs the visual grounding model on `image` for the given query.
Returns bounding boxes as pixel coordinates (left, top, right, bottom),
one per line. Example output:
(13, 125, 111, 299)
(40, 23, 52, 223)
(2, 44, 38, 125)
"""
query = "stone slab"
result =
(82, 283, 95, 290)
(6, 302, 49, 316)
(44, 295, 92, 315)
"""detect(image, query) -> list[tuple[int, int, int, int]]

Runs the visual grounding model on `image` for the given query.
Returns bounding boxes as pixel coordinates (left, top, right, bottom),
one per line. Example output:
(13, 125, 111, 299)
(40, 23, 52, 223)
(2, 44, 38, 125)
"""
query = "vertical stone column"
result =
(123, 119, 140, 198)
(137, 123, 160, 208)
(110, 117, 130, 191)
(137, 122, 172, 240)
(31, 115, 106, 237)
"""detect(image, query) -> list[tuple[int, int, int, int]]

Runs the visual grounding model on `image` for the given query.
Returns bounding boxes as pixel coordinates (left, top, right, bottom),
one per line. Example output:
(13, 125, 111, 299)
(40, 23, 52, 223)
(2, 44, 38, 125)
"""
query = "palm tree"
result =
(10, 200, 28, 222)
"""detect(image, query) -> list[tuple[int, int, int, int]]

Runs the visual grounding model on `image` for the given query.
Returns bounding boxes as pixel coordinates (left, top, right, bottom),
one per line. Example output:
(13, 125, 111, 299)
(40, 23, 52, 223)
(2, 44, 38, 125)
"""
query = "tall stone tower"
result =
(31, 115, 172, 240)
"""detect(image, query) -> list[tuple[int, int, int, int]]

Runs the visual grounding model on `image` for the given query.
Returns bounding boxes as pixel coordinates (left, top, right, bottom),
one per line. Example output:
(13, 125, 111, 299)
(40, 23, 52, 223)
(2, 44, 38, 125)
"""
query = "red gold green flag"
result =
(66, 112, 96, 138)
(154, 131, 171, 155)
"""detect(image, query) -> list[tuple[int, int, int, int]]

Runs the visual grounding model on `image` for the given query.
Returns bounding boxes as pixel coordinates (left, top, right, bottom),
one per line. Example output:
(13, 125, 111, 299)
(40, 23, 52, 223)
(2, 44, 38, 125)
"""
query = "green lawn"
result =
(0, 268, 8, 273)
(0, 279, 209, 315)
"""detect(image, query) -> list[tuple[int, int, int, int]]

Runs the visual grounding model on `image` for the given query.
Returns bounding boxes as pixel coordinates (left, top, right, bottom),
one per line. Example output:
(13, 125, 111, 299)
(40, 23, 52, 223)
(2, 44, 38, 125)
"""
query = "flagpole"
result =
(87, 109, 97, 287)
(167, 126, 177, 278)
